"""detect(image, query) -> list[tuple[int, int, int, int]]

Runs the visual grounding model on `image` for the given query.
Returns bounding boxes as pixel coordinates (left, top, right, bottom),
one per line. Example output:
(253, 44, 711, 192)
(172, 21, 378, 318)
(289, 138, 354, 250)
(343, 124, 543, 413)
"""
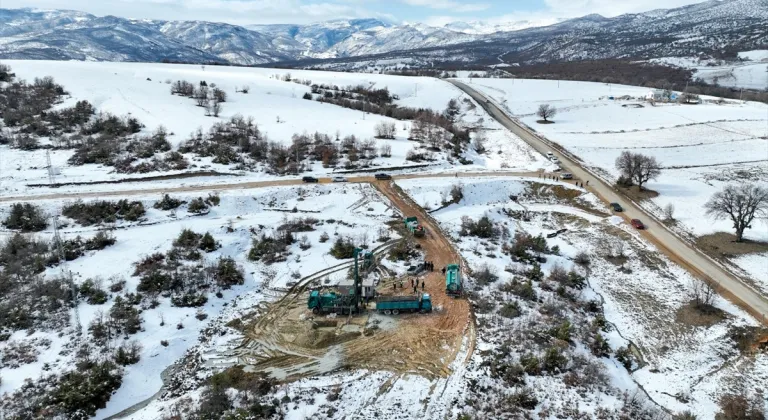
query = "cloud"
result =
(400, 0, 490, 13)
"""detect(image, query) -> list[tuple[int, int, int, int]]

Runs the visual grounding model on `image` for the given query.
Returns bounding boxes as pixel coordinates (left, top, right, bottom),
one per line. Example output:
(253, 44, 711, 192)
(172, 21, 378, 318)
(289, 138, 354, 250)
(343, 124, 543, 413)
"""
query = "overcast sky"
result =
(5, 0, 712, 26)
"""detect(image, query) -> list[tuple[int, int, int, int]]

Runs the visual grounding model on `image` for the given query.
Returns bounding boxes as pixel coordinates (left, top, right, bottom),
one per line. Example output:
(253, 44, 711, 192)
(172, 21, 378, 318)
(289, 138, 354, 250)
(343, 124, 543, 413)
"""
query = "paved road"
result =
(0, 171, 539, 203)
(450, 79, 768, 325)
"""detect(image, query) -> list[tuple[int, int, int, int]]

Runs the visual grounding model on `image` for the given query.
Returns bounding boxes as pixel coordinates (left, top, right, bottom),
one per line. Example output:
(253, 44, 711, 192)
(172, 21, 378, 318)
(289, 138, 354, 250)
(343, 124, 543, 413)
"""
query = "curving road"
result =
(449, 79, 768, 325)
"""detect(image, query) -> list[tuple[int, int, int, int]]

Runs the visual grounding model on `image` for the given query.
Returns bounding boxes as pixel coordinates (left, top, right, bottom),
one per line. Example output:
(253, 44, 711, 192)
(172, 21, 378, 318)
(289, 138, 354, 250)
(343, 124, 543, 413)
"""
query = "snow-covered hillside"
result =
(1, 0, 767, 66)
(0, 60, 550, 198)
(398, 177, 768, 419)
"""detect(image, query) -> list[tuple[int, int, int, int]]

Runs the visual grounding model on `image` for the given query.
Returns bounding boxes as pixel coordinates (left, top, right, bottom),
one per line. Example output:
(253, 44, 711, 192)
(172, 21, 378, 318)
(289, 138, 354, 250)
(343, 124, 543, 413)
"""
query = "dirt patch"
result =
(229, 180, 472, 383)
(675, 302, 728, 327)
(617, 185, 660, 201)
(696, 232, 768, 258)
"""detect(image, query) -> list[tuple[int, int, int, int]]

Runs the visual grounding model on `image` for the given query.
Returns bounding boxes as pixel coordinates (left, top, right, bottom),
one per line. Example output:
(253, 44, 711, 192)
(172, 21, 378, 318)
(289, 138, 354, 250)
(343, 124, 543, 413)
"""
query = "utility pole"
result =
(46, 150, 55, 185)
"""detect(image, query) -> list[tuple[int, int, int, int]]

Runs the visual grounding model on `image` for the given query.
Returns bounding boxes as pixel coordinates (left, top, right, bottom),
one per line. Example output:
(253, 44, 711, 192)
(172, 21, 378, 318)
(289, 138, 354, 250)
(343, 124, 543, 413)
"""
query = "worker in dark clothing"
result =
(421, 281, 425, 290)
(393, 282, 396, 290)
(441, 266, 446, 275)
(586, 180, 589, 186)
(413, 284, 417, 293)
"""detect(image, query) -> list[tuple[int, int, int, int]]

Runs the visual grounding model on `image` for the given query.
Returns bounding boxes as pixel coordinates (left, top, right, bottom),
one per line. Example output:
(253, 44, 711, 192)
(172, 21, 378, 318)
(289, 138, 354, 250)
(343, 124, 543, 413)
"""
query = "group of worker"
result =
(390, 275, 427, 293)
(424, 261, 435, 271)
(410, 278, 425, 293)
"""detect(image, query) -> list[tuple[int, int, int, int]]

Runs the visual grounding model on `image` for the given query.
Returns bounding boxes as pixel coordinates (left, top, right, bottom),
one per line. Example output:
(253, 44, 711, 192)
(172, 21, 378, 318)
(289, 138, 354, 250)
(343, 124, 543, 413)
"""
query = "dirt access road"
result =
(0, 171, 538, 203)
(226, 179, 472, 383)
(450, 79, 768, 325)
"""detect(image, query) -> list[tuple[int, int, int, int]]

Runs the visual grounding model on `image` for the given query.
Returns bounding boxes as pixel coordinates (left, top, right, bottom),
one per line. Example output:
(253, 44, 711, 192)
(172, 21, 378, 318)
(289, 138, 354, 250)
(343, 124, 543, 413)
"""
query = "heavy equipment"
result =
(307, 248, 368, 315)
(404, 216, 425, 238)
(445, 264, 462, 297)
(375, 294, 432, 315)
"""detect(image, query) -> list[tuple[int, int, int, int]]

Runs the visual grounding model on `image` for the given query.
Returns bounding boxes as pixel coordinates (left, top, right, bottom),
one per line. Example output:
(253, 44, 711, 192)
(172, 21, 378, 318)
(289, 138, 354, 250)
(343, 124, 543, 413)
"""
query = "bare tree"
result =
(374, 121, 396, 139)
(704, 183, 768, 242)
(379, 143, 392, 158)
(473, 130, 487, 153)
(194, 86, 208, 107)
(210, 101, 222, 117)
(212, 87, 226, 103)
(663, 203, 675, 221)
(615, 151, 662, 190)
(536, 104, 557, 122)
(687, 278, 716, 311)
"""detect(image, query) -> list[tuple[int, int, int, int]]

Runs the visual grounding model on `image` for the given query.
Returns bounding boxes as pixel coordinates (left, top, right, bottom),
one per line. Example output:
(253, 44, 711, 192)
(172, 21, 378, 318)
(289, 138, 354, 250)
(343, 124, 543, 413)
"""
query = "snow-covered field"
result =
(461, 77, 768, 291)
(398, 177, 768, 419)
(0, 183, 401, 418)
(0, 61, 550, 198)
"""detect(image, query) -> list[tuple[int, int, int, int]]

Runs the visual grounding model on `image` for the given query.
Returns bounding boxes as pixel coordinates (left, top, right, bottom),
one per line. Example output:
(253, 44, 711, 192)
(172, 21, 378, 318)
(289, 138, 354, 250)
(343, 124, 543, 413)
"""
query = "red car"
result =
(631, 219, 645, 229)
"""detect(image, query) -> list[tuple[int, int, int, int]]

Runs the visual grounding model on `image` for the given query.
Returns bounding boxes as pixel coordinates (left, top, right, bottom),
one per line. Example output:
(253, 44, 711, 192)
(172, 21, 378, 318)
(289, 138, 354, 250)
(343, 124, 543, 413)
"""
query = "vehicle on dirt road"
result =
(332, 176, 347, 182)
(404, 216, 425, 238)
(376, 294, 432, 315)
(560, 173, 573, 180)
(446, 264, 462, 297)
(610, 203, 623, 212)
(375, 173, 392, 180)
(302, 176, 319, 183)
(631, 219, 645, 229)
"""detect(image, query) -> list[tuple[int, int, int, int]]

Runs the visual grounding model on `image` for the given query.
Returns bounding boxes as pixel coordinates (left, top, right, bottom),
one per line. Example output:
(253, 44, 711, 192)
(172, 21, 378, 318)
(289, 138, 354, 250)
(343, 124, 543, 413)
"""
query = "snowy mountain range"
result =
(0, 0, 766, 67)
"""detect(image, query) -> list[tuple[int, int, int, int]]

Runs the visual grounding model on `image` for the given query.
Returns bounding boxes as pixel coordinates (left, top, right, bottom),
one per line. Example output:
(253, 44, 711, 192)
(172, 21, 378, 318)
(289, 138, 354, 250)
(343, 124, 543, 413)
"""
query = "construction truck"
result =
(445, 264, 462, 297)
(375, 294, 432, 315)
(404, 216, 425, 238)
(307, 290, 359, 315)
(307, 248, 368, 315)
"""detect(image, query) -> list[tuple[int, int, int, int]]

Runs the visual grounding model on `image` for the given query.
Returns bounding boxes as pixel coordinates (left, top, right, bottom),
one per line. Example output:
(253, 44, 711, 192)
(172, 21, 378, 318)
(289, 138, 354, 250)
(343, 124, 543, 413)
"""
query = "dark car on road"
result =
(610, 202, 623, 212)
(631, 219, 645, 229)
(302, 176, 319, 183)
(375, 173, 392, 180)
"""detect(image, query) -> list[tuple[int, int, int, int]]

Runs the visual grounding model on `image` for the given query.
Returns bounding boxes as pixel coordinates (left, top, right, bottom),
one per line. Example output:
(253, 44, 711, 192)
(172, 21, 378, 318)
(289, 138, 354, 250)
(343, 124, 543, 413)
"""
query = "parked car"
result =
(332, 176, 347, 182)
(631, 219, 645, 229)
(550, 156, 559, 163)
(375, 173, 392, 180)
(610, 202, 623, 212)
(302, 176, 319, 183)
(560, 173, 573, 180)
(546, 151, 554, 158)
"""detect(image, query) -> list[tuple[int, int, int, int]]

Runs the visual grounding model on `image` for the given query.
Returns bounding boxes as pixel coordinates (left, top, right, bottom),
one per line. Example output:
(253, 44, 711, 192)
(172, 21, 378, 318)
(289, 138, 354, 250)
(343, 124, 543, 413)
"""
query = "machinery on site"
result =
(404, 216, 425, 238)
(445, 263, 462, 297)
(375, 294, 432, 315)
(307, 248, 368, 315)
